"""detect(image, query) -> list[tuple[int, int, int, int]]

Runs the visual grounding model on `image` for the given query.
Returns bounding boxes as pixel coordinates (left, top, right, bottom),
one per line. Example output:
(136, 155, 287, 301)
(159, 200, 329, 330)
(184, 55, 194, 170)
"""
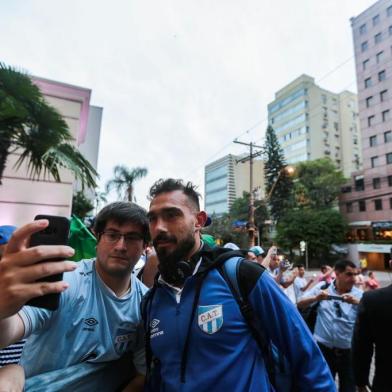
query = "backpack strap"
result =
(219, 257, 277, 389)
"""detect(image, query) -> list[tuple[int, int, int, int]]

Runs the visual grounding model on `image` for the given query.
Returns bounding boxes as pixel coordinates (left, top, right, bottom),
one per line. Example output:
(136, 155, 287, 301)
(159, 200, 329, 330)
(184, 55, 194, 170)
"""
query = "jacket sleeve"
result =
(248, 271, 335, 391)
(352, 294, 373, 387)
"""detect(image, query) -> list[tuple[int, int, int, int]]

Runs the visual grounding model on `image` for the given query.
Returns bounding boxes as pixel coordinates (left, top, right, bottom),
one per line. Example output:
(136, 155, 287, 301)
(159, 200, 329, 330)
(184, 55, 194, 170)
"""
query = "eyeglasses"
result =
(100, 231, 143, 245)
(333, 302, 342, 318)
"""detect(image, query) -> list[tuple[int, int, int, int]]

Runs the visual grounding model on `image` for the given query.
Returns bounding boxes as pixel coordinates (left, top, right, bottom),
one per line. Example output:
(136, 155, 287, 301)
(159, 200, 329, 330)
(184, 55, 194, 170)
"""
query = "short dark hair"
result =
(93, 202, 150, 243)
(149, 178, 201, 210)
(334, 259, 357, 272)
(296, 264, 305, 269)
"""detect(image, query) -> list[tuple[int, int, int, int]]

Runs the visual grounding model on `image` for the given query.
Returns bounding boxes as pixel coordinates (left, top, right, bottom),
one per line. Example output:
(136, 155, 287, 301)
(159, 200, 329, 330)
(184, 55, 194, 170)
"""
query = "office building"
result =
(340, 0, 392, 269)
(268, 74, 361, 177)
(204, 154, 264, 216)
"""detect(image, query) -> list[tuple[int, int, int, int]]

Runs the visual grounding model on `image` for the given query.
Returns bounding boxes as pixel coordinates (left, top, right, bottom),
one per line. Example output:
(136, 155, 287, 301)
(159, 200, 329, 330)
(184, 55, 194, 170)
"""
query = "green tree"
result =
(72, 191, 94, 218)
(106, 165, 148, 202)
(263, 125, 293, 222)
(203, 213, 247, 248)
(294, 158, 346, 208)
(276, 208, 347, 266)
(0, 63, 98, 187)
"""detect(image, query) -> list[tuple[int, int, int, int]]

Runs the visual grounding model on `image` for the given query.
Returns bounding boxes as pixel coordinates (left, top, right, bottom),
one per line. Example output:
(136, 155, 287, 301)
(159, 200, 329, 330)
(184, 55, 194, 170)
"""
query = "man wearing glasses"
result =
(297, 260, 363, 392)
(0, 202, 148, 391)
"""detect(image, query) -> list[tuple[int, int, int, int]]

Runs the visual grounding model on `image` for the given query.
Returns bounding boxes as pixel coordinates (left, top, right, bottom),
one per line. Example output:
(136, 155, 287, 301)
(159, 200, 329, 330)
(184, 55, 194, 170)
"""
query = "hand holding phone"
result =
(0, 220, 76, 319)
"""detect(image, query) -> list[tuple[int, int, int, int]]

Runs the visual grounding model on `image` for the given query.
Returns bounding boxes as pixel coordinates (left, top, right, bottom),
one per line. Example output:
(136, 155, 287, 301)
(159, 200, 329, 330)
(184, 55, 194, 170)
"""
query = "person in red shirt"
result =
(365, 271, 380, 291)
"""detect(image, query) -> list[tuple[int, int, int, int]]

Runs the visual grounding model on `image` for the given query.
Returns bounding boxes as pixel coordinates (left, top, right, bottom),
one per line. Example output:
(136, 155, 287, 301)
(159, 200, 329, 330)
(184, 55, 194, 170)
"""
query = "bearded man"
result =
(142, 178, 334, 392)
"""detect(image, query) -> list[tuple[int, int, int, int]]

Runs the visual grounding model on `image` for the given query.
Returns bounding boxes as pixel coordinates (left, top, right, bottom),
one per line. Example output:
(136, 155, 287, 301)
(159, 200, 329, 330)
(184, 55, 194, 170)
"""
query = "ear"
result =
(195, 211, 208, 232)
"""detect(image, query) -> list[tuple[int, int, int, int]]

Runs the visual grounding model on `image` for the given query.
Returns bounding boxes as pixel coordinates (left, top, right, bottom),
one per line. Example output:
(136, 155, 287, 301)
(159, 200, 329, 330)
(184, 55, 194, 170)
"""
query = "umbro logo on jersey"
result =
(83, 318, 99, 331)
(150, 319, 160, 328)
(150, 319, 164, 339)
(84, 318, 98, 326)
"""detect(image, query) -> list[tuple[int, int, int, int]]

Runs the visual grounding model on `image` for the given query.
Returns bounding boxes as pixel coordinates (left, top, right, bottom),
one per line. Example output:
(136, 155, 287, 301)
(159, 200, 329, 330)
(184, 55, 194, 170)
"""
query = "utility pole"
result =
(233, 139, 263, 247)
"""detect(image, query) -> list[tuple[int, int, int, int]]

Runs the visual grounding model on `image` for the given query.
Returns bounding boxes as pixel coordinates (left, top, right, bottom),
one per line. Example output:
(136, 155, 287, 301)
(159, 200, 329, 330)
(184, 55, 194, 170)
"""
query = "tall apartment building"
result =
(204, 154, 264, 216)
(339, 0, 392, 270)
(268, 74, 361, 177)
(0, 76, 102, 227)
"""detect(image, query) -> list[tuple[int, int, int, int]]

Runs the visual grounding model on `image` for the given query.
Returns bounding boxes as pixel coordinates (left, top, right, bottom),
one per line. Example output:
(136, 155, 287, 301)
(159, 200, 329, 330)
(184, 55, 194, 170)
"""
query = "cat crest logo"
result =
(198, 305, 223, 334)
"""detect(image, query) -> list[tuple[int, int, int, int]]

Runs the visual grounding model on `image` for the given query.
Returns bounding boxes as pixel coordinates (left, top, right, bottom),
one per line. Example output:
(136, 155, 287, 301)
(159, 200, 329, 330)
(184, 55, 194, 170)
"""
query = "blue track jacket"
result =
(146, 262, 335, 391)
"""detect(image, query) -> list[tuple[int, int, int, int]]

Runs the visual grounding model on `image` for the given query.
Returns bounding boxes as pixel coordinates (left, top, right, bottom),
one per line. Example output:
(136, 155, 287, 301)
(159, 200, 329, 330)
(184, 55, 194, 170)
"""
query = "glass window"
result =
(385, 130, 392, 142)
(390, 198, 392, 209)
(373, 178, 381, 189)
(382, 110, 390, 122)
(368, 115, 375, 126)
(374, 199, 383, 210)
(380, 89, 388, 101)
(359, 200, 366, 212)
(376, 51, 384, 63)
(360, 23, 367, 34)
(373, 14, 380, 26)
(375, 32, 382, 44)
(388, 6, 392, 17)
(362, 59, 369, 70)
(371, 156, 379, 168)
(366, 96, 373, 107)
(389, 26, 392, 36)
(387, 152, 392, 164)
(389, 175, 392, 186)
(355, 178, 365, 191)
(361, 41, 368, 52)
(379, 70, 386, 81)
(365, 77, 372, 88)
(346, 202, 353, 213)
(370, 135, 377, 146)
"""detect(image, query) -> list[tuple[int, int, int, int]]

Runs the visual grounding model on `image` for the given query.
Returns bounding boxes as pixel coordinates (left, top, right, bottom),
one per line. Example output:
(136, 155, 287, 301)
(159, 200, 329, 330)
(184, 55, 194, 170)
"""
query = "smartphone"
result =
(327, 295, 343, 301)
(26, 215, 70, 310)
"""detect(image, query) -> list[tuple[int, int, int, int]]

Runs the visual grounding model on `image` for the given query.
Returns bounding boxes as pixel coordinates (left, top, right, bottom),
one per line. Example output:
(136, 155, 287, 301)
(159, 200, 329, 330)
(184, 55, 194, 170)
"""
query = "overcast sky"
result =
(0, 0, 376, 209)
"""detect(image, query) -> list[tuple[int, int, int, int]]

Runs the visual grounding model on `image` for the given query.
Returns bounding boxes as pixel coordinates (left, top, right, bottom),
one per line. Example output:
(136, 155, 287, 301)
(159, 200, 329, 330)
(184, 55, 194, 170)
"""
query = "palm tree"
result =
(0, 63, 98, 188)
(106, 165, 148, 202)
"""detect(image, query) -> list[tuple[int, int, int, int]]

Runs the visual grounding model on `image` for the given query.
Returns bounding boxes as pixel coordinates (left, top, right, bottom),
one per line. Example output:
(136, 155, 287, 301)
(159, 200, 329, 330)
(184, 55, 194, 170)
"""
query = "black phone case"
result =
(26, 215, 70, 311)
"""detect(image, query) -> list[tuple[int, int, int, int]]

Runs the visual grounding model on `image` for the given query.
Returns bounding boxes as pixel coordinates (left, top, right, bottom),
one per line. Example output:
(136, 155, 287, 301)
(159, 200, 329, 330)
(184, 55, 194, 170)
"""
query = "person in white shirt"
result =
(293, 264, 314, 302)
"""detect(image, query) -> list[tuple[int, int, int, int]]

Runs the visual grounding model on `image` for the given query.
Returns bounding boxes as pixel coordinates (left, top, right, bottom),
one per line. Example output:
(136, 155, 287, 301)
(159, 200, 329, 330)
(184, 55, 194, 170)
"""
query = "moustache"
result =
(153, 233, 177, 247)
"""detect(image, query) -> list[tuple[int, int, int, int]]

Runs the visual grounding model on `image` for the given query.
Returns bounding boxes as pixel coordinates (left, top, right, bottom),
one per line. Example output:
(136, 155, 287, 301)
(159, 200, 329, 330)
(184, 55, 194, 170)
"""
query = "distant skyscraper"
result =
(268, 74, 361, 177)
(204, 154, 264, 216)
(340, 0, 392, 270)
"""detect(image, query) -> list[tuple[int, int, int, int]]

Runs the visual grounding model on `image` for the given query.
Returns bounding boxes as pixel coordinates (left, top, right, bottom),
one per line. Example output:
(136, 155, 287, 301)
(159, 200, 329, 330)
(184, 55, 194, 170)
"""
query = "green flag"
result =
(68, 215, 97, 261)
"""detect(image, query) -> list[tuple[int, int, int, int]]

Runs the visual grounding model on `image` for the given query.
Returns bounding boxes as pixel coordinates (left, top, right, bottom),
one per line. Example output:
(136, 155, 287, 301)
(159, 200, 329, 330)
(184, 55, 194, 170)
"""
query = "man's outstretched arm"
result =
(0, 220, 76, 347)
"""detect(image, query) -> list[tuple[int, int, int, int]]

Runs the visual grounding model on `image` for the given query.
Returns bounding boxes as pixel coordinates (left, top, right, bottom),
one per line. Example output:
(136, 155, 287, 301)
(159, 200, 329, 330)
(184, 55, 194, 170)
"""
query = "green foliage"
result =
(72, 191, 94, 219)
(263, 125, 293, 222)
(276, 208, 348, 266)
(294, 158, 346, 208)
(203, 213, 247, 248)
(106, 165, 148, 202)
(0, 63, 98, 188)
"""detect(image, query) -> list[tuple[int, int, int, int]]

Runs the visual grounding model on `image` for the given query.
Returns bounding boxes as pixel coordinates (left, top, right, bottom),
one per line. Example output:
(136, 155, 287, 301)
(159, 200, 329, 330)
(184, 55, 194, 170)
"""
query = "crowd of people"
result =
(0, 177, 390, 391)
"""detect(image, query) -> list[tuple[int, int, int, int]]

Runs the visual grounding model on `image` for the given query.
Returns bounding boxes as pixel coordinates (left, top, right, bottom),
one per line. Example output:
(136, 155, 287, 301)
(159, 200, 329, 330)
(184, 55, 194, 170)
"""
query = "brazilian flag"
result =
(68, 215, 97, 261)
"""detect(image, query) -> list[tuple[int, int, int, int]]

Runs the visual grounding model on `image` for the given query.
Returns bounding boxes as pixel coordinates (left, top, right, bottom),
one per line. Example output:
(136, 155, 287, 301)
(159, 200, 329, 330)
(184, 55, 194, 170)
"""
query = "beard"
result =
(153, 231, 196, 286)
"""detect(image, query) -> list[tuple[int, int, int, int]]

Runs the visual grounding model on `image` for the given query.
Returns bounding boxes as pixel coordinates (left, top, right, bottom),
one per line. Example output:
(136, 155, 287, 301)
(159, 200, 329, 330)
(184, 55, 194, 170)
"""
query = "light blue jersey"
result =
(303, 281, 363, 349)
(19, 259, 147, 378)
